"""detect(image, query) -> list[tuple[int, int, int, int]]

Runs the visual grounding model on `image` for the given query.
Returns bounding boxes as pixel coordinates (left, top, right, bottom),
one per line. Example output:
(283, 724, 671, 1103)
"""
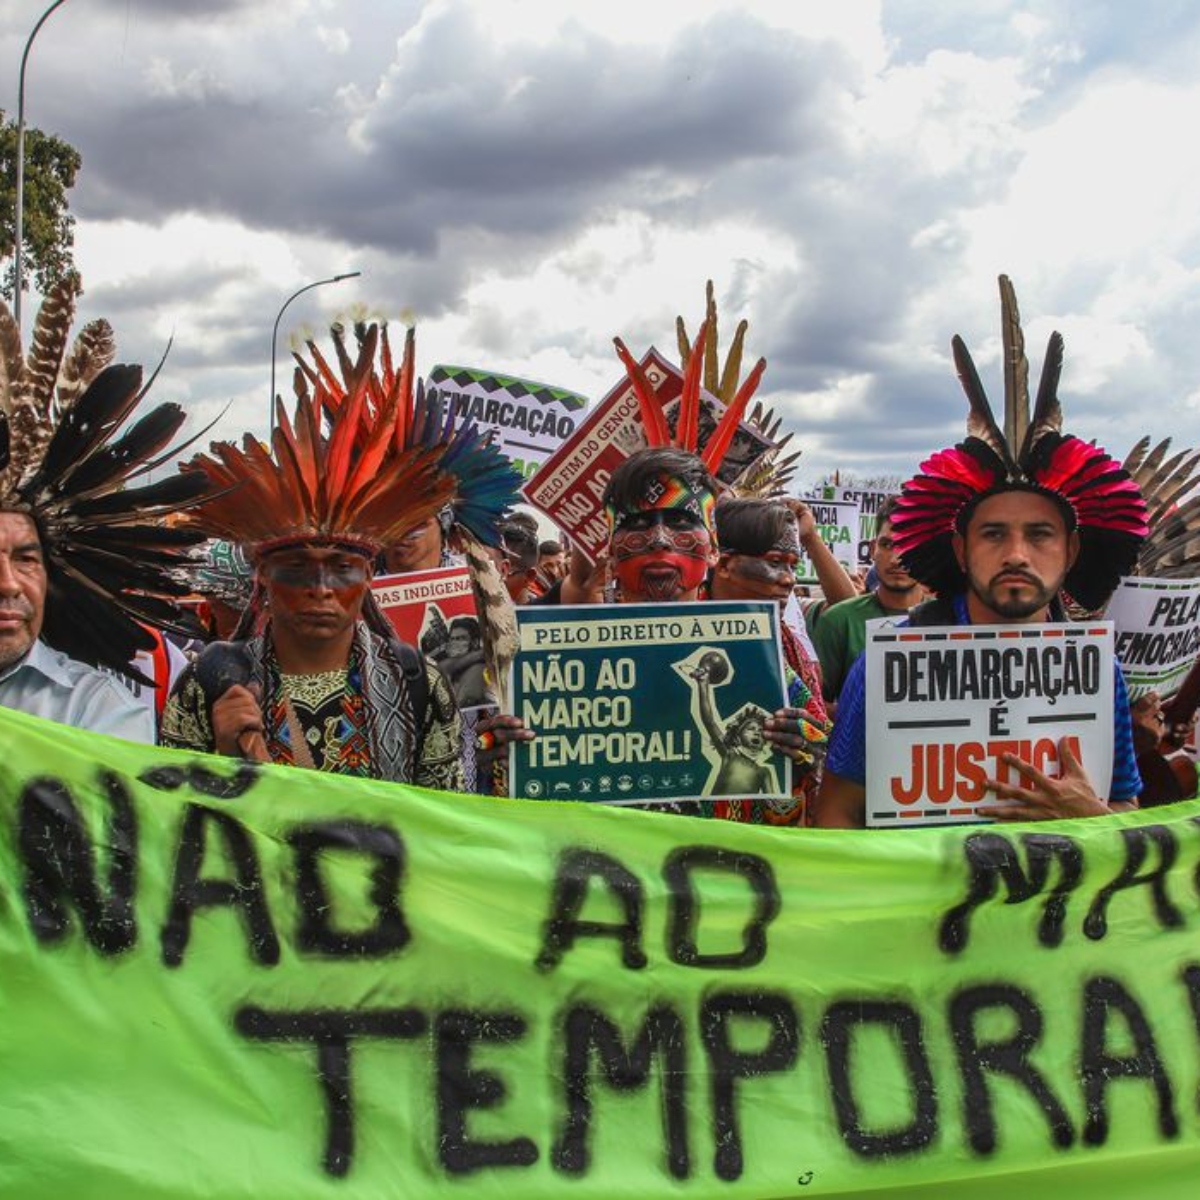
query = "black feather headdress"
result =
(890, 276, 1148, 611)
(0, 280, 213, 678)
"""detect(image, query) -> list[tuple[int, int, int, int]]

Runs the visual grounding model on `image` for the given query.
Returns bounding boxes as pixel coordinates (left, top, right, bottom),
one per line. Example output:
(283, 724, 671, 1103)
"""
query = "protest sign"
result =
(425, 365, 589, 482)
(3, 706, 1200, 1198)
(523, 348, 773, 562)
(508, 601, 790, 804)
(1107, 576, 1200, 700)
(865, 622, 1115, 826)
(821, 485, 898, 565)
(796, 496, 860, 584)
(372, 567, 494, 710)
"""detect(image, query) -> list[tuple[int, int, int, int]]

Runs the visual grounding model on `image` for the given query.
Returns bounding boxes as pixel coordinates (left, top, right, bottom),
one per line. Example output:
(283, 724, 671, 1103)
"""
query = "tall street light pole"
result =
(268, 270, 361, 433)
(14, 0, 70, 334)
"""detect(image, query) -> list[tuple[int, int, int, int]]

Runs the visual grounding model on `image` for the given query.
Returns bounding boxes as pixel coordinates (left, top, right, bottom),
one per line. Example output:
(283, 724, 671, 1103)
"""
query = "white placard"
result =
(865, 622, 1115, 827)
(1106, 576, 1200, 700)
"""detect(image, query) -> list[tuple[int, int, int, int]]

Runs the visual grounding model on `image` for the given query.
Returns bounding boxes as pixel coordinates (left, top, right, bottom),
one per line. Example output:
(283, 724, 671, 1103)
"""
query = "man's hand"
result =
(474, 711, 535, 768)
(782, 498, 818, 543)
(765, 705, 830, 769)
(211, 684, 269, 761)
(978, 738, 1111, 821)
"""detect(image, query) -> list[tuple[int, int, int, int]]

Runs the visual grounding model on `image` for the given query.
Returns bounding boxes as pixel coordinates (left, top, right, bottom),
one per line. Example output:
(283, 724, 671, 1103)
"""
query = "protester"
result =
(808, 496, 922, 704)
(816, 280, 1148, 827)
(498, 512, 543, 602)
(192, 538, 255, 642)
(161, 325, 463, 788)
(0, 282, 211, 743)
(536, 538, 567, 584)
(706, 496, 835, 823)
(484, 447, 829, 804)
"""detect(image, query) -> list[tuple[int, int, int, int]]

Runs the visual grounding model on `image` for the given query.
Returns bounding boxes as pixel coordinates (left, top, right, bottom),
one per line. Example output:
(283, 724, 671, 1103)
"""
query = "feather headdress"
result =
(184, 323, 456, 556)
(0, 278, 213, 677)
(290, 321, 522, 693)
(1121, 436, 1200, 578)
(292, 321, 523, 548)
(614, 291, 769, 479)
(674, 280, 801, 496)
(890, 276, 1148, 610)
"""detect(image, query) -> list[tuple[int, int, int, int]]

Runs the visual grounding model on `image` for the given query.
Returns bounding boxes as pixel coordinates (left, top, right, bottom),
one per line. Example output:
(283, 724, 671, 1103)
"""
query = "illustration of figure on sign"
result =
(677, 648, 779, 797)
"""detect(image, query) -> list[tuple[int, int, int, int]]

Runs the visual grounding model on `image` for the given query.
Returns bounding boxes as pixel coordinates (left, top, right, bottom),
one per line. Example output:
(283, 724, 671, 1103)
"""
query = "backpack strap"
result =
(387, 637, 429, 765)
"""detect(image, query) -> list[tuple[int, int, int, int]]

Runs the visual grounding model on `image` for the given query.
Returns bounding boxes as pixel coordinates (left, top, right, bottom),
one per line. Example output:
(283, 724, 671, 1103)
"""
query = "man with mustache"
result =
(0, 284, 212, 744)
(0, 512, 153, 742)
(815, 287, 1148, 828)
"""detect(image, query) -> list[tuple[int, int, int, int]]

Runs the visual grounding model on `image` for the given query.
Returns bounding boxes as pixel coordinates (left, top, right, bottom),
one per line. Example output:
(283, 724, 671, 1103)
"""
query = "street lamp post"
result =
(14, 0, 70, 333)
(268, 271, 361, 432)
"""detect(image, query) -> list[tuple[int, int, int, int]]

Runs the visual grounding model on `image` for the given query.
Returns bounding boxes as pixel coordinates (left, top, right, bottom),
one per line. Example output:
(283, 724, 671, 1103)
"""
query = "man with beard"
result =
(808, 497, 922, 704)
(815, 282, 1147, 828)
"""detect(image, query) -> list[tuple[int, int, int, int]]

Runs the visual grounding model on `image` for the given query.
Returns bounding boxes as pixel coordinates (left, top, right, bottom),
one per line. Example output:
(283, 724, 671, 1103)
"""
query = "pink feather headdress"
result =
(890, 277, 1148, 610)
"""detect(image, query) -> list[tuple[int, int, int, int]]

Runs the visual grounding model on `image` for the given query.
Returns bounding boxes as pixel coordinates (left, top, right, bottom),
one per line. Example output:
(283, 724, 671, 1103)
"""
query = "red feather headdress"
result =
(183, 325, 455, 557)
(290, 321, 522, 548)
(890, 276, 1148, 610)
(613, 319, 767, 477)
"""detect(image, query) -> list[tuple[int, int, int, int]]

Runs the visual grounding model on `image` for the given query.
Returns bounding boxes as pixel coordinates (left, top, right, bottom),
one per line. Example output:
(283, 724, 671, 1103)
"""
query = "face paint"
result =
(604, 472, 717, 540)
(262, 557, 369, 590)
(611, 510, 713, 602)
(720, 524, 801, 605)
(259, 545, 373, 647)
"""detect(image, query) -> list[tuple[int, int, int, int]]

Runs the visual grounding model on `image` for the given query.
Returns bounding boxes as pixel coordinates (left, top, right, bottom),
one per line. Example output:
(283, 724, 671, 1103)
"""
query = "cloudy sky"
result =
(5, 0, 1200, 490)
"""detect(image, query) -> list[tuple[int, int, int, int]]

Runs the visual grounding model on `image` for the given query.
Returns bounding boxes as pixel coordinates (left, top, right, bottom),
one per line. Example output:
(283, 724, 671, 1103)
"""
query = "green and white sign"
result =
(2, 707, 1200, 1197)
(509, 601, 791, 804)
(426, 365, 589, 482)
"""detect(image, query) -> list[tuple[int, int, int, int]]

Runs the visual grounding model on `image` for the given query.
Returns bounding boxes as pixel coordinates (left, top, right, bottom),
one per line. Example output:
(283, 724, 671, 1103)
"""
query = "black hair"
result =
(876, 495, 902, 532)
(714, 497, 797, 556)
(448, 614, 481, 648)
(602, 447, 717, 515)
(498, 513, 539, 571)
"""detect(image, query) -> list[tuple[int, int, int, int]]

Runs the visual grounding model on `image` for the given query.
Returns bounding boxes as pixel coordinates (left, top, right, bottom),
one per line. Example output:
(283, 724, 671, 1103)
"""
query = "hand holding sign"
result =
(979, 738, 1111, 821)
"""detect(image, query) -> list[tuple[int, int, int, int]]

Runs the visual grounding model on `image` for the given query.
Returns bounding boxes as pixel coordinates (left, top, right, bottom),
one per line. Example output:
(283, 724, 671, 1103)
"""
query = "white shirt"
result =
(0, 639, 155, 744)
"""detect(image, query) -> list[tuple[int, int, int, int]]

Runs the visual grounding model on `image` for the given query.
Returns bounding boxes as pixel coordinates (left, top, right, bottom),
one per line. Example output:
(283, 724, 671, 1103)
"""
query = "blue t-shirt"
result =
(825, 595, 1142, 801)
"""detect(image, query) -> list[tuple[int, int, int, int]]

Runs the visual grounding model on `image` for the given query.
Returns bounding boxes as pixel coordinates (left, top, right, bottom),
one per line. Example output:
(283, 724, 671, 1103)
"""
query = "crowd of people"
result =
(0, 277, 1196, 827)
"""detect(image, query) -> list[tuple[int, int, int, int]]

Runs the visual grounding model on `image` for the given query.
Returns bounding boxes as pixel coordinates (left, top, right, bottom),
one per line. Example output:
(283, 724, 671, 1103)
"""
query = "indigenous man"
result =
(816, 280, 1147, 827)
(488, 448, 827, 794)
(0, 283, 211, 742)
(161, 328, 464, 789)
(706, 496, 839, 823)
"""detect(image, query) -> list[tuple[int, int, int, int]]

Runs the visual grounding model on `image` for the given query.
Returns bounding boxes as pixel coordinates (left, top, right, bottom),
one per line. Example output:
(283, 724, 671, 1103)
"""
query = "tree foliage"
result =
(0, 109, 81, 301)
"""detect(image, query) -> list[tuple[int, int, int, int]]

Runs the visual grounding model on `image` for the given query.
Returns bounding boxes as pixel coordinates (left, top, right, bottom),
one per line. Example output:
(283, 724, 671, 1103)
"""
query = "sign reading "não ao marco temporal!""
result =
(2, 705, 1200, 1198)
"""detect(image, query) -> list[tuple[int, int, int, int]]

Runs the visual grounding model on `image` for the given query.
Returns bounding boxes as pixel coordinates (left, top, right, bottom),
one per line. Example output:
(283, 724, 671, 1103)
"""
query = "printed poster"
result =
(865, 622, 1115, 827)
(822, 484, 898, 565)
(372, 567, 495, 710)
(425, 365, 590, 484)
(522, 347, 775, 562)
(796, 496, 860, 584)
(509, 600, 791, 804)
(1106, 575, 1200, 700)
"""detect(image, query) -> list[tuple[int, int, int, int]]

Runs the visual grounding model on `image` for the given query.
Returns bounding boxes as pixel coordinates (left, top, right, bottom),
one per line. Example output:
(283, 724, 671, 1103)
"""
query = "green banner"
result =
(2, 705, 1200, 1198)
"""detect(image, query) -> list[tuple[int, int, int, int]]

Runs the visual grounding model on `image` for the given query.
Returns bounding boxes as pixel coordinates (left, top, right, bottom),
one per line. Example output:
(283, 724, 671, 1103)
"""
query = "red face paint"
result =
(611, 510, 713, 602)
(259, 546, 372, 643)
